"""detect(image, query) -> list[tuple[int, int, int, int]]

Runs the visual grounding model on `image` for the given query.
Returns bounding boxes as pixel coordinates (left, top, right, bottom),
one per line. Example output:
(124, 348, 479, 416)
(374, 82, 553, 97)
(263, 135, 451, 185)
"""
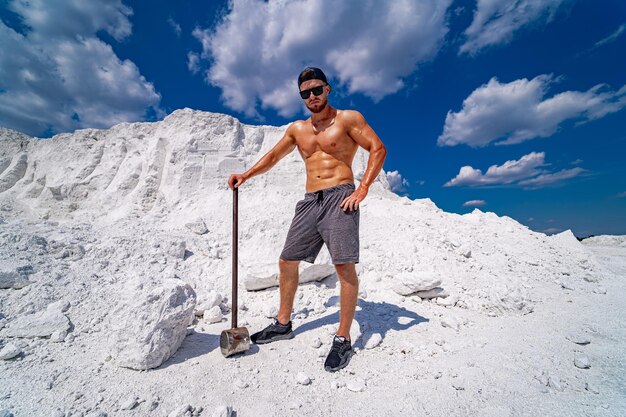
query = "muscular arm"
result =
(228, 124, 297, 189)
(340, 110, 387, 210)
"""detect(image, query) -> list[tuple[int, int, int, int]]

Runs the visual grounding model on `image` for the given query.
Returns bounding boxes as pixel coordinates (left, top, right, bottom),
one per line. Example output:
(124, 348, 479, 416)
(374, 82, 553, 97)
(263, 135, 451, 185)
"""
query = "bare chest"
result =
(296, 124, 356, 158)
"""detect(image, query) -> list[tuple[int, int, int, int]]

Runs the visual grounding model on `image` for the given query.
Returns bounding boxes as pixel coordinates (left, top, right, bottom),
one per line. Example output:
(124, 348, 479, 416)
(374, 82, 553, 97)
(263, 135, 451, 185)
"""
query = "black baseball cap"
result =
(297, 67, 330, 88)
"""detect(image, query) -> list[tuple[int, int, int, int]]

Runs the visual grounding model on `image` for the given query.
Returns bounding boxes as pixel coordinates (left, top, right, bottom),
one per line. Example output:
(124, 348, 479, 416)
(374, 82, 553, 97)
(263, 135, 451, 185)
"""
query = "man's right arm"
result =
(228, 124, 298, 189)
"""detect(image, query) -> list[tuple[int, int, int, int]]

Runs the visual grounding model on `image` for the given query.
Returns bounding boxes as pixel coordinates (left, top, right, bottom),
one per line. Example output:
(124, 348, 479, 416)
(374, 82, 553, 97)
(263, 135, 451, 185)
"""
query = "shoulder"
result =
(338, 109, 366, 125)
(337, 109, 367, 127)
(285, 119, 309, 136)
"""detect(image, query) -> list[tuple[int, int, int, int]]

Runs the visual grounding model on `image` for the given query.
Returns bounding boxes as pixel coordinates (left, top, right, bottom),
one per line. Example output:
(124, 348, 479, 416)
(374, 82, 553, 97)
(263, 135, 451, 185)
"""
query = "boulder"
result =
(392, 272, 442, 296)
(109, 278, 196, 370)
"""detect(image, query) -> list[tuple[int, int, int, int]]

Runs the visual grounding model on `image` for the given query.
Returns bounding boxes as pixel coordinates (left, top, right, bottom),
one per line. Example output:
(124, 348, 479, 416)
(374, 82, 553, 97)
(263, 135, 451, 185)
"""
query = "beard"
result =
(306, 97, 327, 114)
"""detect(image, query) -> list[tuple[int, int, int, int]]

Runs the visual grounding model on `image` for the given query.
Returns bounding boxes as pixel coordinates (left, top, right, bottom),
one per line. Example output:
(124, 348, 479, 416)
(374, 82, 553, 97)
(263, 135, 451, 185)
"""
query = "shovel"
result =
(220, 186, 251, 357)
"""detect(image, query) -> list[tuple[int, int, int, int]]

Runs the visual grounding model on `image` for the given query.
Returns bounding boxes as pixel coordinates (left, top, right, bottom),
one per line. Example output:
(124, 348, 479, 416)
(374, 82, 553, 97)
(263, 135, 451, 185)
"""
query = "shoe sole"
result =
(324, 349, 354, 372)
(252, 331, 294, 345)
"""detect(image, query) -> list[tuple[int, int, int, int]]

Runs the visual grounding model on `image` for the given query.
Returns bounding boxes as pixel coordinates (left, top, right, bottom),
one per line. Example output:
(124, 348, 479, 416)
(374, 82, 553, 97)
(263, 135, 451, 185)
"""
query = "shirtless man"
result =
(228, 67, 386, 372)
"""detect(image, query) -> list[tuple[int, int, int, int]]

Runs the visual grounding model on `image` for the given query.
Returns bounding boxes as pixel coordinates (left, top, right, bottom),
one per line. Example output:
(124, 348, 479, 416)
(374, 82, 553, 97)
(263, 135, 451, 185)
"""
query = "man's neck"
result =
(310, 104, 335, 123)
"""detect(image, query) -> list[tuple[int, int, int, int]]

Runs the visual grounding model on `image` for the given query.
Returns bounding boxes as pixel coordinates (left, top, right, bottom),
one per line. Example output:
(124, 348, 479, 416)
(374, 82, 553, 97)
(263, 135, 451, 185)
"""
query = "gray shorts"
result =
(280, 183, 359, 264)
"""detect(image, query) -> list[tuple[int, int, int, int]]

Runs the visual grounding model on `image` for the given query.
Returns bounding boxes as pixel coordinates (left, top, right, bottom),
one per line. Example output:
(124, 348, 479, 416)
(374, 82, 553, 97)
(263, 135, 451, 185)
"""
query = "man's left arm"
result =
(340, 110, 387, 212)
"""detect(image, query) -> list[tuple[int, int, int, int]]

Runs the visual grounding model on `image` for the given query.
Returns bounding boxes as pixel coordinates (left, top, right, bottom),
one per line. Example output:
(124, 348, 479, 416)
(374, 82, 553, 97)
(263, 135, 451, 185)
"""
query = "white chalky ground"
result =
(1, 109, 625, 417)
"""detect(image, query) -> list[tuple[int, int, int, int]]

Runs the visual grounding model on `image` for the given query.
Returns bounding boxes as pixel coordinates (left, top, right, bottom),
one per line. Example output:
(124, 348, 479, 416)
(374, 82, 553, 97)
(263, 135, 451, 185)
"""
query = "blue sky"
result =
(1, 0, 625, 236)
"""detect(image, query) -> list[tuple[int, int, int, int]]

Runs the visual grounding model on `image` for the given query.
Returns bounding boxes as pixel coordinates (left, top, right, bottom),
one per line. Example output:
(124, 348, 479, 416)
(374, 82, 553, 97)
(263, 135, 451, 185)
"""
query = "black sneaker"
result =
(324, 335, 354, 372)
(250, 318, 294, 344)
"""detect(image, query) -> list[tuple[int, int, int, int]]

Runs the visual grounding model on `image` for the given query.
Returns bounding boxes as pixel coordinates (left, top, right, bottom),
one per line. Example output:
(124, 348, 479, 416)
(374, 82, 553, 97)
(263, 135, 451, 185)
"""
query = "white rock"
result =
(50, 329, 68, 343)
(0, 269, 30, 289)
(311, 337, 322, 348)
(168, 405, 192, 417)
(548, 376, 564, 391)
(346, 378, 366, 392)
(364, 333, 382, 349)
(168, 240, 186, 260)
(416, 287, 449, 299)
(391, 272, 441, 296)
(585, 382, 599, 394)
(195, 291, 223, 316)
(0, 343, 22, 360)
(4, 305, 71, 338)
(244, 264, 279, 291)
(296, 372, 311, 385)
(299, 264, 335, 283)
(592, 287, 607, 294)
(211, 405, 233, 417)
(288, 401, 302, 410)
(233, 379, 248, 389)
(119, 397, 138, 410)
(109, 278, 196, 370)
(436, 295, 458, 307)
(574, 354, 591, 369)
(203, 306, 223, 323)
(185, 219, 208, 235)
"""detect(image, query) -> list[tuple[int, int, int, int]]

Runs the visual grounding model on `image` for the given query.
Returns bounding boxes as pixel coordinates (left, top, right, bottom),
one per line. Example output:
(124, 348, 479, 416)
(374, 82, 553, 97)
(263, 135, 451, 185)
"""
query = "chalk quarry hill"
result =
(1, 108, 623, 416)
(0, 108, 608, 317)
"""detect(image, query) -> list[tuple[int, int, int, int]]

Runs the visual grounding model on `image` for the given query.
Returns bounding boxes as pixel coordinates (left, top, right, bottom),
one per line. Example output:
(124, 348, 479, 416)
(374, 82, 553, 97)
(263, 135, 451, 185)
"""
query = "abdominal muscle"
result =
(305, 151, 354, 192)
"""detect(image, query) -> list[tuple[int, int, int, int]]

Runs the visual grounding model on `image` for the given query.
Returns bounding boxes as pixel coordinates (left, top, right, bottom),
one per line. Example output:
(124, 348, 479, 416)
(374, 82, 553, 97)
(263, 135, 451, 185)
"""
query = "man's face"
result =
(299, 79, 329, 114)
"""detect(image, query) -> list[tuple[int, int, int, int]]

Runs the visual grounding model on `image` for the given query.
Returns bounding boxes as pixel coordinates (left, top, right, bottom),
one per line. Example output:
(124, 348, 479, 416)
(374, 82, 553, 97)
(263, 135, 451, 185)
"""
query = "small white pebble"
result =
(233, 379, 248, 389)
(311, 337, 322, 349)
(296, 372, 311, 385)
(0, 343, 22, 360)
(346, 378, 366, 392)
(574, 354, 591, 369)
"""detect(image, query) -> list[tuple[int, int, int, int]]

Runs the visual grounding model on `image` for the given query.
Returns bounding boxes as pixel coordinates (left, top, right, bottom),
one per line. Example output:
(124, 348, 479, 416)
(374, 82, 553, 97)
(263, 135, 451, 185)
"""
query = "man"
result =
(228, 67, 386, 372)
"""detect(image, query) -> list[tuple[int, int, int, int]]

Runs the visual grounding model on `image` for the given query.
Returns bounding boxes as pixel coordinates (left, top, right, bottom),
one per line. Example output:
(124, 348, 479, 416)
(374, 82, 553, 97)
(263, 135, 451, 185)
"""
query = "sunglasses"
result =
(299, 85, 325, 99)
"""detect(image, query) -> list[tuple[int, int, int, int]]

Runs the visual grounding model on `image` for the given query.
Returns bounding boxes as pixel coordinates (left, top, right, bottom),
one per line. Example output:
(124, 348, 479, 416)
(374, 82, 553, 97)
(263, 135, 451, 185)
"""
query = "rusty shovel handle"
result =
(232, 186, 238, 329)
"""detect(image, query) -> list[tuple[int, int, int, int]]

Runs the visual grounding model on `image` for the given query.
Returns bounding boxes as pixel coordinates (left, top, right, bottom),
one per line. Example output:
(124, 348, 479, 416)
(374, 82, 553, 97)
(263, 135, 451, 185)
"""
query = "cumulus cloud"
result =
(460, 0, 568, 55)
(437, 75, 626, 147)
(444, 152, 586, 188)
(386, 170, 410, 194)
(463, 199, 486, 207)
(191, 0, 452, 117)
(0, 0, 161, 136)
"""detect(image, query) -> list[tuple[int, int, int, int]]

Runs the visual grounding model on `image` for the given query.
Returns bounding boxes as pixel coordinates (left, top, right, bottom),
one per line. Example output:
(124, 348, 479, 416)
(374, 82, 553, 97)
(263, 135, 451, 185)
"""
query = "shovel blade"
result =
(220, 327, 251, 357)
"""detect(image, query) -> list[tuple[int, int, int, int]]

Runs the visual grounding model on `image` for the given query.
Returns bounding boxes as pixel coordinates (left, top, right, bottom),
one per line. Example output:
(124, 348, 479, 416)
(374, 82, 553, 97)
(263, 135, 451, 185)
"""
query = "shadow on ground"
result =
(160, 298, 428, 368)
(295, 299, 429, 349)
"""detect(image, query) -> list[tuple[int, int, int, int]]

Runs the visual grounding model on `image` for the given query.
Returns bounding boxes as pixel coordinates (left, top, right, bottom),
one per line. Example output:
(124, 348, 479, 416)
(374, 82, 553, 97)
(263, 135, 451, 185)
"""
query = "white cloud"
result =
(191, 0, 452, 117)
(187, 52, 200, 74)
(386, 170, 410, 194)
(542, 227, 563, 235)
(444, 152, 586, 188)
(437, 75, 626, 147)
(168, 17, 182, 37)
(616, 191, 626, 198)
(518, 167, 586, 188)
(0, 0, 160, 136)
(460, 0, 568, 55)
(593, 23, 625, 49)
(463, 199, 486, 207)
